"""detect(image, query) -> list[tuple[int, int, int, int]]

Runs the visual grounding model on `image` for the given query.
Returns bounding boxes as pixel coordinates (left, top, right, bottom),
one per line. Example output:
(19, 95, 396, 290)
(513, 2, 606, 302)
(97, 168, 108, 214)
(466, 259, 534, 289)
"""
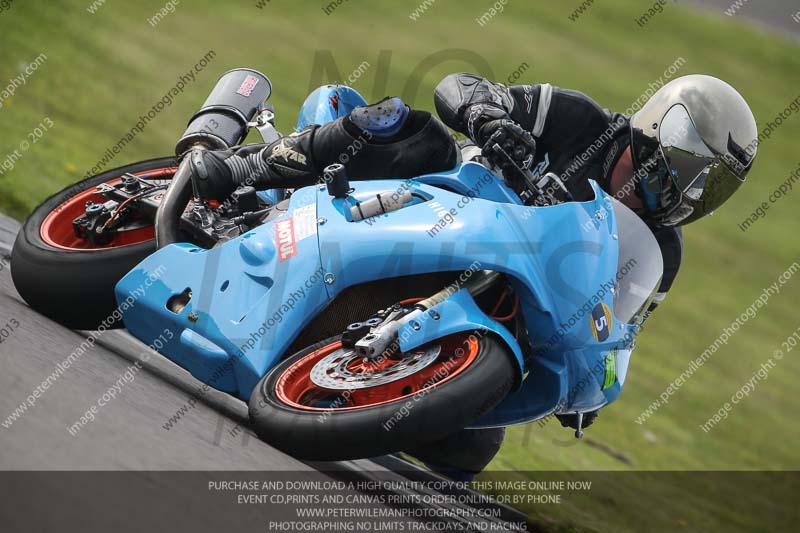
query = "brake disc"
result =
(309, 345, 441, 390)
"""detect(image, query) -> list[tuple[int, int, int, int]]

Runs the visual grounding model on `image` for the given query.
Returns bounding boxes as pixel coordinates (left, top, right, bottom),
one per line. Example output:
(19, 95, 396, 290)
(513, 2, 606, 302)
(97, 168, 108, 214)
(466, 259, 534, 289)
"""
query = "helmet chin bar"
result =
(637, 182, 695, 227)
(631, 156, 695, 227)
(630, 130, 716, 227)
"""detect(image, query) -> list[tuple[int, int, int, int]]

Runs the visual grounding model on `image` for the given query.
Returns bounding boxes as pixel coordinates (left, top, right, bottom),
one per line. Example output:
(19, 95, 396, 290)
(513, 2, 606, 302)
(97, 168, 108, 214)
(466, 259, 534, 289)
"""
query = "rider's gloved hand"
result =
(188, 149, 237, 201)
(477, 120, 537, 189)
(462, 104, 536, 174)
(462, 103, 509, 142)
(556, 410, 599, 431)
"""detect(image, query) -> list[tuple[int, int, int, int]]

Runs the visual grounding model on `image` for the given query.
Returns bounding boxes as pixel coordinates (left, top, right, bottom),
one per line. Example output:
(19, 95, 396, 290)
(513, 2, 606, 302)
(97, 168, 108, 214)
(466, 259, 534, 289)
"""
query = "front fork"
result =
(350, 271, 527, 389)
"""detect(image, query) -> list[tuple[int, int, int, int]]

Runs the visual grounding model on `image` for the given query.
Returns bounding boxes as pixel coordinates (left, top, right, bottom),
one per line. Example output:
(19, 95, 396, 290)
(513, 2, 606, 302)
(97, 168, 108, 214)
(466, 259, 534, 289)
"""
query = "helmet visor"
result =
(658, 104, 716, 194)
(633, 105, 719, 225)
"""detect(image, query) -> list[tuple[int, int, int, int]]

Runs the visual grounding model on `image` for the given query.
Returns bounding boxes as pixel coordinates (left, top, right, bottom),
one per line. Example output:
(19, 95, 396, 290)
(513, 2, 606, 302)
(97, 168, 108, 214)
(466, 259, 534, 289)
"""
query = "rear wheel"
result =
(249, 332, 515, 461)
(11, 157, 177, 330)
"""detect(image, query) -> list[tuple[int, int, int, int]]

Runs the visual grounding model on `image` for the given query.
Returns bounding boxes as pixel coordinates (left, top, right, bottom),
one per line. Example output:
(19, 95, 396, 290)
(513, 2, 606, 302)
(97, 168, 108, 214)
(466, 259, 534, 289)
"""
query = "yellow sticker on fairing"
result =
(590, 302, 613, 342)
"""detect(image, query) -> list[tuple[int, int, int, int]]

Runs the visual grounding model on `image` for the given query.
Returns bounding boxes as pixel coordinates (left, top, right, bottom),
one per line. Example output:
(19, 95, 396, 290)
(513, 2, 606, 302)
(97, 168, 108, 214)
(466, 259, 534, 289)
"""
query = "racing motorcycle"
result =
(11, 68, 662, 460)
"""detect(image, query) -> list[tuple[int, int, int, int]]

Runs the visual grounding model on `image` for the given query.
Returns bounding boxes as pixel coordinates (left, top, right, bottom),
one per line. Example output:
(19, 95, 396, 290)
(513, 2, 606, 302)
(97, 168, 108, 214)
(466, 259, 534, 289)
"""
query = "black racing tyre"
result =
(10, 157, 178, 330)
(248, 333, 516, 461)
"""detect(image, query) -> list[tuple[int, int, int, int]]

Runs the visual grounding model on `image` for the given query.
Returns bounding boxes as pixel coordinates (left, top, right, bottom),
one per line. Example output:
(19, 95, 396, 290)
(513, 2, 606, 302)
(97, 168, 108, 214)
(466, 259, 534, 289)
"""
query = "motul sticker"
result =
(236, 75, 259, 97)
(275, 217, 296, 262)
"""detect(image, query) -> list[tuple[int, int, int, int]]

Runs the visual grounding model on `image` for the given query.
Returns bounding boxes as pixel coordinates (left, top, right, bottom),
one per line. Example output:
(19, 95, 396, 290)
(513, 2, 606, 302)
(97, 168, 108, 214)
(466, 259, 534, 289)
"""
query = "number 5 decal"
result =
(590, 303, 613, 342)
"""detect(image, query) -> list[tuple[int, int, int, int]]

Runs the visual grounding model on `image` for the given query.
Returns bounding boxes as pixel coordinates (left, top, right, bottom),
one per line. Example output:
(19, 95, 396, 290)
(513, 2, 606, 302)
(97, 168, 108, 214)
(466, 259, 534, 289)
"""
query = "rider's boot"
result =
(189, 97, 458, 200)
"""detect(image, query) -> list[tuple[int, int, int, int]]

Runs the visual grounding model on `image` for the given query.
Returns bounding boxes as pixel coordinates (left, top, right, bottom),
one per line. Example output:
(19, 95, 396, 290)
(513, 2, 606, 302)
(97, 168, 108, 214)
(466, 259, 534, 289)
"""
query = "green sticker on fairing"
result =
(603, 349, 617, 390)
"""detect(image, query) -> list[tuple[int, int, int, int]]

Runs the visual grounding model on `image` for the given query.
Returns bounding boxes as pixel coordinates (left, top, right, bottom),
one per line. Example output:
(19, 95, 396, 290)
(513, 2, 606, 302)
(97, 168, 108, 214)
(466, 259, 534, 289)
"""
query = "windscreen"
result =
(611, 198, 664, 324)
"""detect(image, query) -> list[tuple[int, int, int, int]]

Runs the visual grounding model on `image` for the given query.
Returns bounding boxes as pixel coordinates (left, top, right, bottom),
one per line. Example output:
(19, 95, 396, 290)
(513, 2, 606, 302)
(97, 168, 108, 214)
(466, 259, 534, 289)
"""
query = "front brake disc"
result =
(309, 345, 441, 390)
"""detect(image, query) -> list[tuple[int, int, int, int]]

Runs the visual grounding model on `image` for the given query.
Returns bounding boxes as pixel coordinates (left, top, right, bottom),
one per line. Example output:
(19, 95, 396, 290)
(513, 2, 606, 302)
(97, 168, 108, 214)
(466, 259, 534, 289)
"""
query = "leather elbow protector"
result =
(434, 73, 513, 133)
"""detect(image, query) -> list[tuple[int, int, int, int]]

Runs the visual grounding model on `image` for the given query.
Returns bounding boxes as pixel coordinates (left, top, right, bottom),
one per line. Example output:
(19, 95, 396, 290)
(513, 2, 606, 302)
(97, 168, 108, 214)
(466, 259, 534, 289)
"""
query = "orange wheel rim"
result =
(274, 334, 480, 411)
(40, 167, 176, 251)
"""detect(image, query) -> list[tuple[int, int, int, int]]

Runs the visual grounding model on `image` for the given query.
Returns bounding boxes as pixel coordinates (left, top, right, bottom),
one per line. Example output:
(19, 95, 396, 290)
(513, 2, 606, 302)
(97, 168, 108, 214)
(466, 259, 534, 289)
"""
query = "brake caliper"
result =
(72, 200, 117, 246)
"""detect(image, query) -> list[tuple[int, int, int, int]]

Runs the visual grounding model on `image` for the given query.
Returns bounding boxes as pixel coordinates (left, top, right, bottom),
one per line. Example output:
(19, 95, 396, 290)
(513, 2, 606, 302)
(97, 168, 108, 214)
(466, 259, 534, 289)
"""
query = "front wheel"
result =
(11, 157, 178, 330)
(248, 333, 515, 461)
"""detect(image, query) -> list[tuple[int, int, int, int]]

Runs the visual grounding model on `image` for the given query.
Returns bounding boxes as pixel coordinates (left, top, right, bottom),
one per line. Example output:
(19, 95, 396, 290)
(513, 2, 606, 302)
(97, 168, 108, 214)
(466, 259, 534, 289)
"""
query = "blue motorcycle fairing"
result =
(315, 178, 619, 354)
(117, 162, 640, 425)
(312, 174, 631, 425)
(472, 336, 632, 428)
(257, 188, 285, 206)
(116, 193, 328, 398)
(255, 161, 516, 210)
(414, 162, 522, 205)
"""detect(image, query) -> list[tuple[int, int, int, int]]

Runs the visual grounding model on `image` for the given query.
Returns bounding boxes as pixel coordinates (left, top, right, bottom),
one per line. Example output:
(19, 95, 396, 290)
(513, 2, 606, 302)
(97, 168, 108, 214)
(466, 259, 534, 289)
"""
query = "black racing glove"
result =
(556, 410, 599, 435)
(462, 104, 536, 176)
(477, 119, 536, 174)
(189, 148, 237, 201)
(463, 103, 509, 142)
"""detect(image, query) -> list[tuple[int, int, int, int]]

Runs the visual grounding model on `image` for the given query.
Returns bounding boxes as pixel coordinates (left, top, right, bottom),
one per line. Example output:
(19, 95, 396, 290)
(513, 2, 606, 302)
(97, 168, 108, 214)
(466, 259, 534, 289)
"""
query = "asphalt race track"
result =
(0, 213, 528, 532)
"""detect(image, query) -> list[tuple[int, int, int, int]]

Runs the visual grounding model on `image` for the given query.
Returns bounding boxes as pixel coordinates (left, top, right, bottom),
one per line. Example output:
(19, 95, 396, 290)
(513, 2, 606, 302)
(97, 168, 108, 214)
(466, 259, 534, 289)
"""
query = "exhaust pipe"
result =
(155, 68, 272, 248)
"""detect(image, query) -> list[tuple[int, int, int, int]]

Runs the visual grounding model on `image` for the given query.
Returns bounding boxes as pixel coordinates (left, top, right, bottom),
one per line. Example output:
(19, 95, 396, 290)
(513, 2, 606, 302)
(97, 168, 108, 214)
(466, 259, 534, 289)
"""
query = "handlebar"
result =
(488, 142, 573, 205)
